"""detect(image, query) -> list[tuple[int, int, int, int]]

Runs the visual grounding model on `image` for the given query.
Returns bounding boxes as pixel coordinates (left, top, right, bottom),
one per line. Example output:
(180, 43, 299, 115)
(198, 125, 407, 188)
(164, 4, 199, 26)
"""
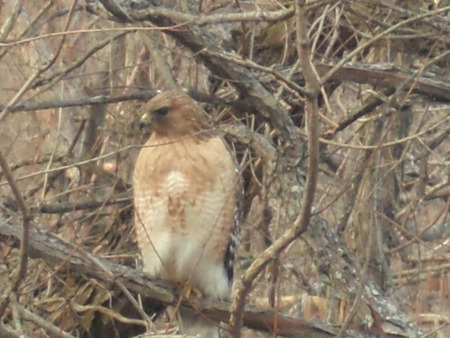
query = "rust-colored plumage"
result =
(133, 90, 240, 336)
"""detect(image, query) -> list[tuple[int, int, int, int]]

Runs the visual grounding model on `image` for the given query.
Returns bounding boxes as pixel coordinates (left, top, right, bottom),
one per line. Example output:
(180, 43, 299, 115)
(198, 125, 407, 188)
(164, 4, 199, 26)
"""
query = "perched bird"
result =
(133, 90, 241, 337)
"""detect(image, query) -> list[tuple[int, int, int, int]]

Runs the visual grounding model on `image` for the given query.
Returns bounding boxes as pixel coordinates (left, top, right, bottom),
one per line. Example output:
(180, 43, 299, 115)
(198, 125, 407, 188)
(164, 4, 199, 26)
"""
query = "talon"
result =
(182, 284, 203, 299)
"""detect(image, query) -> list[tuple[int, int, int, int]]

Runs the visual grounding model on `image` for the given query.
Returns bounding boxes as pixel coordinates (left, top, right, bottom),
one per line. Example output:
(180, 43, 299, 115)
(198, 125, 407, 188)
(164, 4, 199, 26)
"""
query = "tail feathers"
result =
(178, 307, 220, 338)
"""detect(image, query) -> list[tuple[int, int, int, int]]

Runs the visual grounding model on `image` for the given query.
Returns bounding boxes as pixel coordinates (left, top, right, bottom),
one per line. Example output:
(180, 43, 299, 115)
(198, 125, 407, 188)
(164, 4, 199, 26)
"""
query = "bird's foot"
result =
(181, 283, 203, 300)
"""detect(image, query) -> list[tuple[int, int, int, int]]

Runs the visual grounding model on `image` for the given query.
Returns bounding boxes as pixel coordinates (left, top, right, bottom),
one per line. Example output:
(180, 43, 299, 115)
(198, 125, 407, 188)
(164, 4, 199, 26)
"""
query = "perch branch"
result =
(0, 218, 338, 337)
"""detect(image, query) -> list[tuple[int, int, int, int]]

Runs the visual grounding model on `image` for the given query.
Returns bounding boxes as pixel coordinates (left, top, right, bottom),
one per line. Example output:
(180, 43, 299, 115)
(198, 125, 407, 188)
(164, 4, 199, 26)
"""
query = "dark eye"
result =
(153, 107, 169, 117)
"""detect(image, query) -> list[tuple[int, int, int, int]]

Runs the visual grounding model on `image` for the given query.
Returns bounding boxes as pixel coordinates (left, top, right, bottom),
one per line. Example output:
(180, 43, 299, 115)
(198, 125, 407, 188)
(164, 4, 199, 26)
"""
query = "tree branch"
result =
(0, 152, 31, 316)
(0, 218, 340, 337)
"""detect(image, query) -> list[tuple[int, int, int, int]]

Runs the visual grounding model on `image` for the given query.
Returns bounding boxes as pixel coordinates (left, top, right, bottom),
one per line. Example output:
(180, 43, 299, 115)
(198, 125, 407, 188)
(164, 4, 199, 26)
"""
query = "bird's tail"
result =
(178, 307, 220, 338)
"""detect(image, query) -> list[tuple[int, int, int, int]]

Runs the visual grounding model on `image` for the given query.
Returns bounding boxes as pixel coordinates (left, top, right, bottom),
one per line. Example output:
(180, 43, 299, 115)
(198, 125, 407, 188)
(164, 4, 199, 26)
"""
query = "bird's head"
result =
(138, 90, 211, 139)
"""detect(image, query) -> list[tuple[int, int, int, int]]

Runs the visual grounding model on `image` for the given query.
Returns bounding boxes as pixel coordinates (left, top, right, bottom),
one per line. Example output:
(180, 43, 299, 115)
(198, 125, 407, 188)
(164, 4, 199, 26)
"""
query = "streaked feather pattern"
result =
(133, 91, 241, 337)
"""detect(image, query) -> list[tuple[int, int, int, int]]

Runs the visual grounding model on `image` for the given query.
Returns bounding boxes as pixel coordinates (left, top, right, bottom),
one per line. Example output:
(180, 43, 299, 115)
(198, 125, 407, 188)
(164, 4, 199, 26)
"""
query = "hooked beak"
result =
(138, 112, 152, 132)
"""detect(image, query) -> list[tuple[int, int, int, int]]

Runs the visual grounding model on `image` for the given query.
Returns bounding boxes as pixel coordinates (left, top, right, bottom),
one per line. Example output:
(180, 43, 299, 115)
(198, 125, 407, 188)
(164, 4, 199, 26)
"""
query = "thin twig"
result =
(0, 0, 24, 40)
(32, 31, 131, 91)
(321, 5, 450, 84)
(0, 152, 31, 316)
(0, 6, 76, 317)
(139, 29, 179, 90)
(35, 195, 131, 214)
(19, 305, 76, 338)
(228, 1, 321, 335)
(0, 218, 340, 337)
(9, 293, 24, 336)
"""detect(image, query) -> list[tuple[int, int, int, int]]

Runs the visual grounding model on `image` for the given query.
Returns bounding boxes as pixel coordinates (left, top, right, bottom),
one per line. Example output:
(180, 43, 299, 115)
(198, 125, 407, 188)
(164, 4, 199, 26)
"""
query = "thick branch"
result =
(4, 62, 449, 115)
(314, 63, 450, 103)
(304, 218, 424, 337)
(95, 0, 300, 147)
(0, 218, 339, 337)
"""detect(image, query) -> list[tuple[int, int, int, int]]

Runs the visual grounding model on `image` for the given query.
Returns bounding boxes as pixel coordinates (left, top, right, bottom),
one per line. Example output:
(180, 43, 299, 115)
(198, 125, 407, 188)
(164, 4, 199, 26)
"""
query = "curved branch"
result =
(0, 218, 339, 337)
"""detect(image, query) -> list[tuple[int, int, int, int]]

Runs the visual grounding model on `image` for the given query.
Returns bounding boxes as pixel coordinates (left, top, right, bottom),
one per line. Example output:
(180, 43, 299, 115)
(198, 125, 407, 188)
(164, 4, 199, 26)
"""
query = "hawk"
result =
(133, 90, 241, 337)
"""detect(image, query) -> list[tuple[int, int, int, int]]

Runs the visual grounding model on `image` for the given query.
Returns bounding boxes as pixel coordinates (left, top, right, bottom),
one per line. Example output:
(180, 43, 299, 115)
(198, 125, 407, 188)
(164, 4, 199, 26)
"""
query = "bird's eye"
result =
(153, 107, 169, 117)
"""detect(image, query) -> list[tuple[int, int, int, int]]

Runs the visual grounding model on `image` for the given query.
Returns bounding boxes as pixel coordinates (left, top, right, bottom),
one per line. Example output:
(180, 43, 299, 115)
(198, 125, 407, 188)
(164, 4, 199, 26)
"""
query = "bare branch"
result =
(0, 152, 31, 316)
(0, 218, 340, 337)
(34, 194, 131, 213)
(139, 30, 178, 90)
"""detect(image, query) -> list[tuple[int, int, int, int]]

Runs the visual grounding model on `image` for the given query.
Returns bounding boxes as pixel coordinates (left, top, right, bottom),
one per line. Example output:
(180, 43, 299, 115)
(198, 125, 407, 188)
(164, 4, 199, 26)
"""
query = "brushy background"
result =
(0, 0, 448, 337)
